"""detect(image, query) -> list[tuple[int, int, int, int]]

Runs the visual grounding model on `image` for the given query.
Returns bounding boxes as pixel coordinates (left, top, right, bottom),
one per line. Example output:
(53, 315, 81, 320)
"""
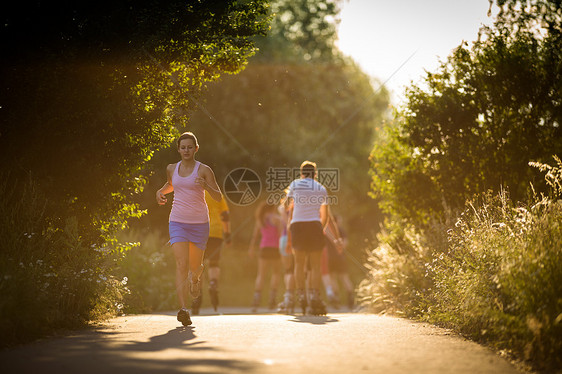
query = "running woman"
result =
(287, 161, 329, 315)
(156, 132, 222, 326)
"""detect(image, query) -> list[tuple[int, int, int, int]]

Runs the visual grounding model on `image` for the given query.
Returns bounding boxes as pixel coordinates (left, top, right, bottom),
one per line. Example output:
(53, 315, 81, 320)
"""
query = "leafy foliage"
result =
(370, 1, 562, 225)
(254, 0, 342, 62)
(0, 176, 130, 346)
(0, 0, 269, 344)
(1, 1, 269, 238)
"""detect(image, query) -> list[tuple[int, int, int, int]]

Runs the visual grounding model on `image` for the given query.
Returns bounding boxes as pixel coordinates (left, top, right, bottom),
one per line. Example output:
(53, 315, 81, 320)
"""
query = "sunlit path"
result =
(1, 309, 519, 374)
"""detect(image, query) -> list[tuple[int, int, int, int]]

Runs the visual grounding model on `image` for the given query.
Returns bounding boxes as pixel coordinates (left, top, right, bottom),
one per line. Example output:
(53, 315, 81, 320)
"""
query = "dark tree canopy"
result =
(0, 0, 269, 243)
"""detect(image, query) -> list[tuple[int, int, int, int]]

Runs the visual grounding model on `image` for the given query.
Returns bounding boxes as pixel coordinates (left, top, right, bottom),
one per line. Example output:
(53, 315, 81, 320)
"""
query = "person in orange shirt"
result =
(191, 190, 231, 314)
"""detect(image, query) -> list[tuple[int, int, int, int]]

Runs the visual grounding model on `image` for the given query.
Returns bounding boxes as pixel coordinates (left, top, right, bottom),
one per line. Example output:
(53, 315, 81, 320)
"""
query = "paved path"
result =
(0, 309, 520, 374)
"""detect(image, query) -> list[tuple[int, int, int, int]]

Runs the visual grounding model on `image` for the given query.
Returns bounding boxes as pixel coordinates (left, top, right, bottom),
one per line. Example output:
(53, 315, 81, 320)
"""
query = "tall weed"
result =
(358, 219, 438, 316)
(359, 157, 562, 371)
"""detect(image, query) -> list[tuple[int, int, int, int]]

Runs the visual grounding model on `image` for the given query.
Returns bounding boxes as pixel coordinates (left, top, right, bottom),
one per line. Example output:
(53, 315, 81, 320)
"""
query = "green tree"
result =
(370, 0, 562, 225)
(362, 2, 562, 369)
(254, 0, 342, 62)
(1, 0, 269, 243)
(0, 0, 269, 343)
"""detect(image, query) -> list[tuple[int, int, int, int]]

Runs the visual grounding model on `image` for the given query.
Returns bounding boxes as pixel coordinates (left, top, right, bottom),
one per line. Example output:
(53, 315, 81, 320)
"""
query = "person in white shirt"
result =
(287, 160, 329, 315)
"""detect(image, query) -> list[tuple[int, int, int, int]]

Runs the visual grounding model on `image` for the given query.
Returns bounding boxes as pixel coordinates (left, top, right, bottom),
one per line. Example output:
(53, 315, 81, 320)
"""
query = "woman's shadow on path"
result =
(121, 326, 204, 352)
(1, 325, 259, 374)
(107, 326, 258, 373)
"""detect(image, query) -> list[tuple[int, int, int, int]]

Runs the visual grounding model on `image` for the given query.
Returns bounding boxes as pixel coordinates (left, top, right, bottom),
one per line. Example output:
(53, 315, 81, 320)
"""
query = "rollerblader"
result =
(287, 161, 331, 316)
(249, 201, 283, 312)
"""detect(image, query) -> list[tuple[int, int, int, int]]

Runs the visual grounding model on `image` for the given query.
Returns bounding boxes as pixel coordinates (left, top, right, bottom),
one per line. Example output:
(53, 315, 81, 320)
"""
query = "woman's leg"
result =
(306, 249, 327, 314)
(281, 255, 294, 291)
(308, 250, 323, 295)
(270, 257, 281, 291)
(188, 242, 205, 274)
(172, 241, 190, 309)
(293, 250, 308, 313)
(255, 257, 265, 291)
(293, 250, 307, 291)
(188, 242, 205, 297)
(266, 257, 281, 308)
(278, 255, 295, 312)
(251, 257, 267, 310)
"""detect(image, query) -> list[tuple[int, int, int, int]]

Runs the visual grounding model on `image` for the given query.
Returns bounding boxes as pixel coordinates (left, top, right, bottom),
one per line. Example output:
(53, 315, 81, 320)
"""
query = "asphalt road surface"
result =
(1, 308, 521, 374)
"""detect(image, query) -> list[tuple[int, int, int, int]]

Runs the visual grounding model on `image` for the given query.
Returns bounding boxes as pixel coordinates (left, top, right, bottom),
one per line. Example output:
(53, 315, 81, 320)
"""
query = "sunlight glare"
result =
(336, 0, 495, 101)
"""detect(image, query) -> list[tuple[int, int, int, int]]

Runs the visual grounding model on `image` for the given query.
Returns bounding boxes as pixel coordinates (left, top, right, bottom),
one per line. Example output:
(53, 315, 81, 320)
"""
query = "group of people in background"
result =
(248, 162, 354, 315)
(157, 132, 353, 326)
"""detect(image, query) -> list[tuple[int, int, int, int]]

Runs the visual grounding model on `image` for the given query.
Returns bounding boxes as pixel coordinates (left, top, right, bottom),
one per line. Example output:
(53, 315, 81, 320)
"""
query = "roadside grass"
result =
(358, 158, 562, 372)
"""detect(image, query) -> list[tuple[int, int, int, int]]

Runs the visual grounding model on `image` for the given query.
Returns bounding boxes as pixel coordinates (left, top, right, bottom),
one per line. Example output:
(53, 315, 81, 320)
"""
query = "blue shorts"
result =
(169, 221, 210, 250)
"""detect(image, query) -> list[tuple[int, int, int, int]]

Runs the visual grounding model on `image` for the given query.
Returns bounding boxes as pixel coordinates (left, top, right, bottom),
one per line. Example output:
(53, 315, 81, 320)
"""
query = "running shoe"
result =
(309, 298, 327, 316)
(177, 308, 192, 326)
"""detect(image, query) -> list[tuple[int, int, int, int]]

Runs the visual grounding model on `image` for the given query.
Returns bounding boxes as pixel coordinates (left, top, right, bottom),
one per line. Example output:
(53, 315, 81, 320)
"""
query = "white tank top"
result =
(169, 161, 209, 224)
(288, 178, 328, 223)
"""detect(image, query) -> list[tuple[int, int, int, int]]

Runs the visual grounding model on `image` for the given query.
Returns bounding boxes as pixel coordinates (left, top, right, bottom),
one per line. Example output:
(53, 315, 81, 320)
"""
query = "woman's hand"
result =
(156, 190, 168, 205)
(195, 176, 208, 189)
